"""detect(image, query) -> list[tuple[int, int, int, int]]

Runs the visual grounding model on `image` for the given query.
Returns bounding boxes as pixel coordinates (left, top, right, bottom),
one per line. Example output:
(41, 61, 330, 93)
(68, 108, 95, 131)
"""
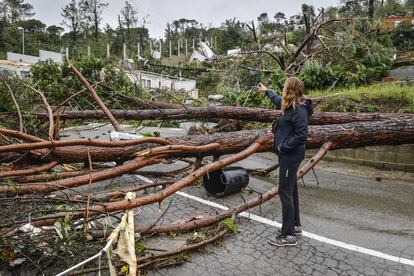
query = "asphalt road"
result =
(62, 124, 414, 275)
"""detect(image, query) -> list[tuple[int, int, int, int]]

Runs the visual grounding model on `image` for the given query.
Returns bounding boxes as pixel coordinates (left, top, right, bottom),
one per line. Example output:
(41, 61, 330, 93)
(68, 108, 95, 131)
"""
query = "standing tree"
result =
(274, 12, 286, 24)
(257, 12, 269, 35)
(4, 0, 34, 23)
(301, 4, 315, 34)
(137, 14, 149, 53)
(383, 0, 406, 16)
(368, 0, 375, 19)
(16, 19, 45, 33)
(257, 12, 280, 36)
(61, 0, 86, 49)
(46, 25, 65, 37)
(120, 0, 138, 48)
(82, 0, 108, 40)
(257, 12, 269, 24)
(338, 0, 367, 17)
(405, 0, 414, 14)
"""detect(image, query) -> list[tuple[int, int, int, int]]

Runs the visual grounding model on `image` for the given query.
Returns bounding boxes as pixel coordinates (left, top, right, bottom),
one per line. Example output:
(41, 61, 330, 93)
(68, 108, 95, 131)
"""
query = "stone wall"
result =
(306, 144, 414, 172)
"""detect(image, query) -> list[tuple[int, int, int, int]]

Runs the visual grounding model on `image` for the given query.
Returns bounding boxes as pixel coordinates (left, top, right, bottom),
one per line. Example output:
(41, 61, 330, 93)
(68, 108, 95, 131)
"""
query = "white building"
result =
(7, 49, 63, 64)
(126, 71, 196, 92)
(6, 52, 39, 64)
(39, 50, 63, 64)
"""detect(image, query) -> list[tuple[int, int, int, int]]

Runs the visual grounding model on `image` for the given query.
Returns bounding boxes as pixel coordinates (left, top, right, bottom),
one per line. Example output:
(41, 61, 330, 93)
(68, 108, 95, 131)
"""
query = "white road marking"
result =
(176, 191, 414, 267)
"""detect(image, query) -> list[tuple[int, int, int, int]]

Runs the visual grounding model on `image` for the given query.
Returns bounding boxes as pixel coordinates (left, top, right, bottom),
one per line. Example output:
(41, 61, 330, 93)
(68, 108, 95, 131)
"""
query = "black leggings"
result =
(278, 159, 302, 236)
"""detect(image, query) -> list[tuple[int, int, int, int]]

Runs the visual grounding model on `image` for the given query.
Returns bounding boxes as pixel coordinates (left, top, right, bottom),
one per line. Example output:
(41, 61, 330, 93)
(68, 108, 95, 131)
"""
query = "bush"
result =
(299, 61, 336, 90)
(269, 68, 286, 91)
(221, 84, 272, 108)
(196, 71, 221, 94)
(30, 57, 144, 108)
(393, 21, 414, 52)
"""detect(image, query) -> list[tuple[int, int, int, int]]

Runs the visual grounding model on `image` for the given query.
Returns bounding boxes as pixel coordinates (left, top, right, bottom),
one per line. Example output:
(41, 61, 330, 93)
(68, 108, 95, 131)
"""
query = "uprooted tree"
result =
(0, 62, 413, 275)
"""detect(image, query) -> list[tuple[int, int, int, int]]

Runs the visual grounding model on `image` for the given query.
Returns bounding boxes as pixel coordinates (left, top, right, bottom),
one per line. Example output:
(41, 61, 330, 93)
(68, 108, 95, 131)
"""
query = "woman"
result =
(259, 78, 313, 247)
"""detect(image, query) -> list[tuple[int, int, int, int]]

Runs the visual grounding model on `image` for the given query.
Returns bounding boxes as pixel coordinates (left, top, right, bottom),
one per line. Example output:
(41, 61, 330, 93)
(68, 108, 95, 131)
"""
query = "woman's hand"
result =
(258, 82, 268, 92)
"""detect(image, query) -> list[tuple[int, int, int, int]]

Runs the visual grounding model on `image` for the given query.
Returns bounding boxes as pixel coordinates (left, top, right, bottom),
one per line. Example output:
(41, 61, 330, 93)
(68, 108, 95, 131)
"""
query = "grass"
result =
(307, 83, 414, 113)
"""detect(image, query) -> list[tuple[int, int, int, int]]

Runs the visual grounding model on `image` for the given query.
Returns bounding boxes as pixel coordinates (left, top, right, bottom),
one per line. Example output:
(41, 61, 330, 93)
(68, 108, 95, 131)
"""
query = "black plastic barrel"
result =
(203, 167, 249, 198)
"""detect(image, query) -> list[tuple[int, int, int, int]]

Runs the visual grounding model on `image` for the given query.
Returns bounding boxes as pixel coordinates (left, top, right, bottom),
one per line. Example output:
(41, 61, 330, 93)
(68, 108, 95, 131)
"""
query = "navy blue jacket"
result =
(266, 90, 313, 161)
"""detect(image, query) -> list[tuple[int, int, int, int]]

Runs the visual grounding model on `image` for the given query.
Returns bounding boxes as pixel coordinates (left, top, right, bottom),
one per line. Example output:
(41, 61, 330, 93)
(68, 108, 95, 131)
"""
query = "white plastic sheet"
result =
(107, 192, 137, 276)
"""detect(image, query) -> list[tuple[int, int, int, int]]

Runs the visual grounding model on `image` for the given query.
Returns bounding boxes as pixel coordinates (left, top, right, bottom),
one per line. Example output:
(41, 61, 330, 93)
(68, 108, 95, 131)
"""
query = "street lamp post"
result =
(17, 27, 24, 55)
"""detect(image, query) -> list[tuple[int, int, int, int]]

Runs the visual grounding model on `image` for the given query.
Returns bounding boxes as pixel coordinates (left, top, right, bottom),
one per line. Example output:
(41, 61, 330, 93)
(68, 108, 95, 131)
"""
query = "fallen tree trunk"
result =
(5, 119, 413, 164)
(0, 131, 170, 153)
(0, 161, 59, 178)
(30, 137, 329, 229)
(35, 107, 414, 125)
(0, 144, 220, 194)
(30, 137, 265, 227)
(131, 141, 334, 236)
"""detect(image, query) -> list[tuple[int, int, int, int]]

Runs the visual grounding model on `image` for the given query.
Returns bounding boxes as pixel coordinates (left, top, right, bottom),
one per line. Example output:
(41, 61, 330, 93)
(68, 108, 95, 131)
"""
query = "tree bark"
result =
(368, 0, 375, 19)
(0, 161, 58, 179)
(15, 119, 414, 164)
(69, 64, 123, 132)
(127, 142, 334, 236)
(36, 107, 414, 125)
(0, 144, 219, 194)
(30, 138, 265, 226)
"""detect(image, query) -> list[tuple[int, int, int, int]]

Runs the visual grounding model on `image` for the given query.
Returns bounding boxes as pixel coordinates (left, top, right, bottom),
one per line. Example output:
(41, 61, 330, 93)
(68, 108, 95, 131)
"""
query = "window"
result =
(147, 80, 151, 88)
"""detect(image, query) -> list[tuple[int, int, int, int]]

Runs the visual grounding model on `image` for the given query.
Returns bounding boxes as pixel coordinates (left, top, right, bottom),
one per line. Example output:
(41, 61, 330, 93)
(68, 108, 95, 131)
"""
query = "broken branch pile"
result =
(1, 65, 413, 274)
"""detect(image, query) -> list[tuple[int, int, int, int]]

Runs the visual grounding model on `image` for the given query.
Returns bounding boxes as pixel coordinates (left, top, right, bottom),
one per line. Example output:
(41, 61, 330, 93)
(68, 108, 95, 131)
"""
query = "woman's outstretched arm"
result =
(258, 83, 282, 109)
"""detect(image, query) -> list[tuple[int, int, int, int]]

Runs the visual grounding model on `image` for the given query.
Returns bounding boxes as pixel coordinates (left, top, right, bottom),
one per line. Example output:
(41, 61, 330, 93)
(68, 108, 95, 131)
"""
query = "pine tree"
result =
(4, 0, 34, 23)
(120, 1, 138, 47)
(404, 0, 414, 14)
(82, 0, 108, 40)
(61, 0, 86, 47)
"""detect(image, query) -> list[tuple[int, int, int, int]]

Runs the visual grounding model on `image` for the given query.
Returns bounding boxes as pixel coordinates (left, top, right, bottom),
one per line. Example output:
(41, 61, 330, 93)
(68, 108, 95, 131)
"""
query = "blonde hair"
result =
(281, 77, 305, 113)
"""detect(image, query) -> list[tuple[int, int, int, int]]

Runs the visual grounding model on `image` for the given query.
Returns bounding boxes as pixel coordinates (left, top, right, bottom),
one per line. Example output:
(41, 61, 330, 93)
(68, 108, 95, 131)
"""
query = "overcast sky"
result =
(29, 0, 339, 38)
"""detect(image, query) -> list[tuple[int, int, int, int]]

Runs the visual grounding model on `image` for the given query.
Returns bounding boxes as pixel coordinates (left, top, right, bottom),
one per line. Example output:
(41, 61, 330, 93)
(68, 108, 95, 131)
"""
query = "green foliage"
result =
(393, 21, 414, 52)
(190, 231, 207, 243)
(221, 217, 238, 233)
(364, 103, 378, 112)
(29, 57, 142, 109)
(269, 68, 286, 91)
(307, 21, 395, 89)
(139, 131, 155, 137)
(221, 85, 271, 108)
(308, 84, 414, 113)
(120, 265, 128, 275)
(381, 0, 407, 17)
(30, 58, 103, 107)
(197, 71, 221, 94)
(0, 84, 12, 112)
(31, 60, 67, 100)
(216, 19, 252, 54)
(345, 33, 393, 84)
(220, 85, 238, 105)
(160, 120, 180, 128)
(299, 61, 335, 90)
(135, 240, 145, 254)
(287, 29, 307, 45)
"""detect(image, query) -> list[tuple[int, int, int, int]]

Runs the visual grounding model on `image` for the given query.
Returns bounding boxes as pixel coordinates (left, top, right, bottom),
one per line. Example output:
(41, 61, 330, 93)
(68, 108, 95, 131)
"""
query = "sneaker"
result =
(277, 226, 303, 236)
(268, 234, 298, 247)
